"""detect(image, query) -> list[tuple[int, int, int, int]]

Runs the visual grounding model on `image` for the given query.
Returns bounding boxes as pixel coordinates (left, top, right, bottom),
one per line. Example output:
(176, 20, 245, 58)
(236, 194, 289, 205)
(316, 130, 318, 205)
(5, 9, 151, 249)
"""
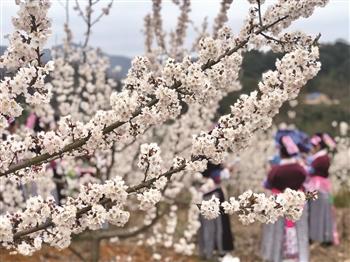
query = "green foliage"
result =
(219, 40, 350, 135)
(333, 189, 350, 208)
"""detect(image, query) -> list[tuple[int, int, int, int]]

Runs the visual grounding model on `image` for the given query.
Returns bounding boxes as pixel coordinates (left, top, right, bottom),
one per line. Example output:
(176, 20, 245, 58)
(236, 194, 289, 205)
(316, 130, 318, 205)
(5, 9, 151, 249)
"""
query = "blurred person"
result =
(263, 129, 311, 189)
(306, 133, 339, 246)
(261, 136, 309, 262)
(198, 162, 235, 261)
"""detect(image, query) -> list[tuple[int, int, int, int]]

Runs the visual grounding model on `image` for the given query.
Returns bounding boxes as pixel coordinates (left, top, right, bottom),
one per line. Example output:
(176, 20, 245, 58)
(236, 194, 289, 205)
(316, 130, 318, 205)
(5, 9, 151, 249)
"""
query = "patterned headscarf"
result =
(311, 133, 336, 150)
(281, 135, 300, 155)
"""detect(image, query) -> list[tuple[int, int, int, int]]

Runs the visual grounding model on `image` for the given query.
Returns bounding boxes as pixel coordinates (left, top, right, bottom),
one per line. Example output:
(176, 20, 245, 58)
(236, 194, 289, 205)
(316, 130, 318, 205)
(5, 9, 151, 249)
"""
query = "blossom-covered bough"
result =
(0, 0, 329, 257)
(0, 0, 53, 129)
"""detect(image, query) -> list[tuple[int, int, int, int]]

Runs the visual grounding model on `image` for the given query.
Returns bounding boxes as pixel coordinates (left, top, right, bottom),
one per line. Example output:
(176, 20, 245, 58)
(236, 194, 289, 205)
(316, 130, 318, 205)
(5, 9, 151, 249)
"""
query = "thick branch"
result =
(77, 206, 167, 241)
(12, 162, 187, 241)
(0, 15, 288, 178)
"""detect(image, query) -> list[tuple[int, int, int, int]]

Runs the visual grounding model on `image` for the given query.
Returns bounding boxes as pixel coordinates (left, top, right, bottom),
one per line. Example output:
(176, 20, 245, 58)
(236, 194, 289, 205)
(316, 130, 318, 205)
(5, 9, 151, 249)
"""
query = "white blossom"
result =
(200, 195, 220, 220)
(137, 189, 162, 210)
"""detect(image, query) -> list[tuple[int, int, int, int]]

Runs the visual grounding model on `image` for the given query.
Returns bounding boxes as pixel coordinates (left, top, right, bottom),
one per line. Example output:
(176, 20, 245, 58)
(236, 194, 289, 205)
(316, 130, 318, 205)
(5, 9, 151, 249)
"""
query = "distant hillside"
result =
(108, 55, 131, 78)
(0, 45, 131, 79)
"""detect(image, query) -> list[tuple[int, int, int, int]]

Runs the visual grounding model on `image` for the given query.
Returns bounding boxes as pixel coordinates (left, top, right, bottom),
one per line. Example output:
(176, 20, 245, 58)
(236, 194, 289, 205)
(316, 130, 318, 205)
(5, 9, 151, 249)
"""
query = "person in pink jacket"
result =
(307, 133, 339, 246)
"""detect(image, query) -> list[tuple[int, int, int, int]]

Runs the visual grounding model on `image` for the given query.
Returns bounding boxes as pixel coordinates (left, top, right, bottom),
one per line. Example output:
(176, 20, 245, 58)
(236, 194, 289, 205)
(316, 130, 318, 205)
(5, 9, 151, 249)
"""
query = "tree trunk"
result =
(91, 238, 101, 262)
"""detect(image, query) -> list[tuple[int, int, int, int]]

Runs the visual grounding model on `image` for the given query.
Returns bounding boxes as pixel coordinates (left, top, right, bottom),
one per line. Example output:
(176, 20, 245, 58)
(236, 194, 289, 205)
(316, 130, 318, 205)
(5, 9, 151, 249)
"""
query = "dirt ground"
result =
(1, 209, 349, 262)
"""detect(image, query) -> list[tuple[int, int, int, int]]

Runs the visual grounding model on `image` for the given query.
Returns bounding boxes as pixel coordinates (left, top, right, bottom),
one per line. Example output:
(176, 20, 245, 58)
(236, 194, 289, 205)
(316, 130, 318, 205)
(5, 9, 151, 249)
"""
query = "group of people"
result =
(198, 130, 338, 262)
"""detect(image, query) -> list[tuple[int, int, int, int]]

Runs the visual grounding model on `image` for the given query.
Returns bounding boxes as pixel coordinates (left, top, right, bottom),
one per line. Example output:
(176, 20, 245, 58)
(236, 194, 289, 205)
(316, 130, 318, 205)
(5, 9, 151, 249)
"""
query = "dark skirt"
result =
(198, 188, 234, 259)
(261, 204, 309, 262)
(309, 191, 334, 243)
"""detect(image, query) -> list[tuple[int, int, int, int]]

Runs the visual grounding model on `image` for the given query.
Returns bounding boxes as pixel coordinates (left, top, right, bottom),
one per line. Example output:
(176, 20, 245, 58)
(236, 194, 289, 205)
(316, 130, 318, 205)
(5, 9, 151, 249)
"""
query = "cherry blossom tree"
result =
(331, 123, 350, 192)
(0, 0, 329, 259)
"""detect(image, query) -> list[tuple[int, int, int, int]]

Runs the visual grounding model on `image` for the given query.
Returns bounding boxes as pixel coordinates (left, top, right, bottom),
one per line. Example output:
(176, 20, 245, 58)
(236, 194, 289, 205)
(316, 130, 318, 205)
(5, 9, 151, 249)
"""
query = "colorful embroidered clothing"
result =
(307, 150, 338, 245)
(262, 159, 309, 262)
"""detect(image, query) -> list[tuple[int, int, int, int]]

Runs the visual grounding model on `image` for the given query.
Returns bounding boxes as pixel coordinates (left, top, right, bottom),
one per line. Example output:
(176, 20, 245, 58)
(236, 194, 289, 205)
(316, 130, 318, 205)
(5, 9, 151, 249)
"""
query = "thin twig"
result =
(74, 0, 88, 24)
(257, 0, 263, 26)
(260, 32, 286, 45)
(82, 0, 92, 49)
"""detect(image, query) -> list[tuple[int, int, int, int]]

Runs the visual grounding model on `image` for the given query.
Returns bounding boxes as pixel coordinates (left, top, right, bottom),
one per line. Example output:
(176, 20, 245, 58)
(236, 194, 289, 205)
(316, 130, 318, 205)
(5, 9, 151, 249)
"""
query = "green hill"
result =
(219, 40, 350, 135)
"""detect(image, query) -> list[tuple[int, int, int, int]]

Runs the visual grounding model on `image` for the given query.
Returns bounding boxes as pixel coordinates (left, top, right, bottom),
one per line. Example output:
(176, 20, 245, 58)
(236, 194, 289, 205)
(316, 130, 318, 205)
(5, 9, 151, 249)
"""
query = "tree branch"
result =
(257, 0, 263, 27)
(12, 162, 188, 241)
(0, 15, 289, 179)
(201, 15, 288, 70)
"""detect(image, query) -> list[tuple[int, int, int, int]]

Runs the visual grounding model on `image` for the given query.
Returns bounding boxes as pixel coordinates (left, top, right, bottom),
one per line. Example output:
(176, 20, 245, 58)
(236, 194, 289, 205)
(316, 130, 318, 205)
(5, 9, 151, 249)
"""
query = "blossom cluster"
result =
(52, 47, 116, 123)
(138, 143, 163, 178)
(0, 176, 129, 255)
(0, 0, 53, 130)
(173, 189, 201, 255)
(263, 0, 329, 36)
(212, 0, 233, 37)
(331, 136, 350, 191)
(201, 188, 314, 225)
(168, 0, 191, 59)
(200, 195, 221, 219)
(192, 46, 321, 164)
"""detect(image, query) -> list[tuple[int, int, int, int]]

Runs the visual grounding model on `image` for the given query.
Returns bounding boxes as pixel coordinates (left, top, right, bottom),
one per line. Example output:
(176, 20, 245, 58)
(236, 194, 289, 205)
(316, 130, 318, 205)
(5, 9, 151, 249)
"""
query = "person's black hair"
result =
(33, 117, 44, 133)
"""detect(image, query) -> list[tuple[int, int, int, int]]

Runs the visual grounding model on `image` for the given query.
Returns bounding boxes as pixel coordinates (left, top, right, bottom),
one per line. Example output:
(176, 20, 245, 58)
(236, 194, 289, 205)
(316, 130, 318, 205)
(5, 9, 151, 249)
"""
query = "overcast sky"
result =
(0, 0, 349, 57)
